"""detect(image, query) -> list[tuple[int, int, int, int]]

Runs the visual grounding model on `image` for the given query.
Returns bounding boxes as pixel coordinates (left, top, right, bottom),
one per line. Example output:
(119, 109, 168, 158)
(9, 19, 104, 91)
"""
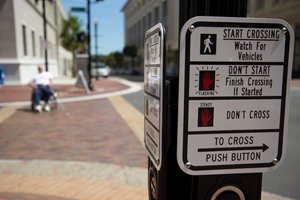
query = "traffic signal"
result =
(77, 32, 86, 43)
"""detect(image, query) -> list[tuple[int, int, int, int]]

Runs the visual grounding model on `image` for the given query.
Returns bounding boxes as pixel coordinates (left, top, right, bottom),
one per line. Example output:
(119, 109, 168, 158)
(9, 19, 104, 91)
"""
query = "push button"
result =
(148, 167, 157, 200)
(211, 185, 245, 200)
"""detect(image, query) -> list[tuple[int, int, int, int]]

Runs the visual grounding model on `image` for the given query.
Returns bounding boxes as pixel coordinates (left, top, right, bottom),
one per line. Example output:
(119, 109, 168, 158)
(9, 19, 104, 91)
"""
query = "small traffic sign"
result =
(144, 23, 165, 170)
(177, 17, 294, 175)
(70, 7, 86, 12)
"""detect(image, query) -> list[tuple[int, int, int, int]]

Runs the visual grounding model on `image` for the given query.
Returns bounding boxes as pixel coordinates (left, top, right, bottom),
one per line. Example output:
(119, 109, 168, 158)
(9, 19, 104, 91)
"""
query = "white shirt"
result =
(32, 71, 53, 85)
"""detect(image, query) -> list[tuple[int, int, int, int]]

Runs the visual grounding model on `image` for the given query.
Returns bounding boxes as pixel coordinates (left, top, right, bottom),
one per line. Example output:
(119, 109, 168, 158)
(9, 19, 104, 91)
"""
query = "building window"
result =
(31, 30, 36, 57)
(48, 42, 52, 58)
(40, 36, 43, 57)
(143, 16, 146, 34)
(138, 20, 142, 47)
(294, 24, 300, 74)
(148, 12, 152, 28)
(256, 0, 265, 11)
(22, 25, 27, 56)
(272, 0, 280, 5)
(162, 0, 168, 29)
(137, 2, 141, 10)
(154, 6, 159, 23)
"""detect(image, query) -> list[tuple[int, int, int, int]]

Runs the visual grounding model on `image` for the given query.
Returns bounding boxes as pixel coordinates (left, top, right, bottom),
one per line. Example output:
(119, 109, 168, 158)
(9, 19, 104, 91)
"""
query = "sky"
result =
(61, 0, 127, 56)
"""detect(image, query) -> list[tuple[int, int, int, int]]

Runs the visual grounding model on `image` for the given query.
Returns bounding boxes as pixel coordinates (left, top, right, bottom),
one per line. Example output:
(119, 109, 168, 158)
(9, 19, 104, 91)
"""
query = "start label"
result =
(177, 17, 294, 175)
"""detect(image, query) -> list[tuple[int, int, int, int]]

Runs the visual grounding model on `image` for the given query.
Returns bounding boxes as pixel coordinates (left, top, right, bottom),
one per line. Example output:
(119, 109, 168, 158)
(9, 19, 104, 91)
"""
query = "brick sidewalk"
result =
(0, 77, 148, 199)
(0, 97, 147, 199)
(0, 99, 146, 166)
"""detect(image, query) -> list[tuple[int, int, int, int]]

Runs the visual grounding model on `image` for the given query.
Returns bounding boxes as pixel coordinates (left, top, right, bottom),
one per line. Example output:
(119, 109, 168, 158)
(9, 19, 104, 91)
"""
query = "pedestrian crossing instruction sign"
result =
(144, 23, 165, 170)
(177, 17, 294, 175)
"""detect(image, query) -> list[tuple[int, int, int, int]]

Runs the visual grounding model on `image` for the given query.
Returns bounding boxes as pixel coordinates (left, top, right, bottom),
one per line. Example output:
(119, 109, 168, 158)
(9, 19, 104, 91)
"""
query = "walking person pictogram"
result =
(200, 34, 217, 55)
(204, 35, 213, 53)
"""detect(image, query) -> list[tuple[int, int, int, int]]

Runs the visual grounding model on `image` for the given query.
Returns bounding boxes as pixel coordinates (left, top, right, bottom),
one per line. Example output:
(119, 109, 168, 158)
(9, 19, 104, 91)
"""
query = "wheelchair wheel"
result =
(48, 93, 58, 110)
(31, 102, 35, 112)
(31, 88, 58, 112)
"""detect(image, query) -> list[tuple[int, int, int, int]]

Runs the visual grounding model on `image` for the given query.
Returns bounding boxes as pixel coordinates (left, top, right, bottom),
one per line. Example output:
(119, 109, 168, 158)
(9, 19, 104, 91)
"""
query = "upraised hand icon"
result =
(201, 108, 213, 126)
(202, 71, 214, 90)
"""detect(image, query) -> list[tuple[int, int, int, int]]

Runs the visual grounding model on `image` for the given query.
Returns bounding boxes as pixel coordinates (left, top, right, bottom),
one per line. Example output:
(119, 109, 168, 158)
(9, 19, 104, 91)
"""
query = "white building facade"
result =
(122, 0, 179, 70)
(0, 0, 72, 84)
(122, 0, 300, 77)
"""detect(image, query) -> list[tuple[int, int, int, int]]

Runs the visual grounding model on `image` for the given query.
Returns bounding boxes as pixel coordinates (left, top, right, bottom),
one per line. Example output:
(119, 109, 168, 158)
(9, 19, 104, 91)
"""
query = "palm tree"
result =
(60, 16, 86, 76)
(123, 45, 137, 68)
(60, 16, 85, 52)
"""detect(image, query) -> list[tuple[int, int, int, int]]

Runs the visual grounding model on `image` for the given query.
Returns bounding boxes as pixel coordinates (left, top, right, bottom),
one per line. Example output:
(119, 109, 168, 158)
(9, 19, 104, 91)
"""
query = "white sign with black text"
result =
(177, 17, 294, 175)
(188, 132, 278, 166)
(144, 23, 165, 170)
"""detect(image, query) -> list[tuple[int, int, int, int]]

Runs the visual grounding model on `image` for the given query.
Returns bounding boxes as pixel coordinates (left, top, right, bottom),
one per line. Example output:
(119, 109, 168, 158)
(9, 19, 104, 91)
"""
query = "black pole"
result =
(42, 0, 48, 71)
(94, 20, 98, 62)
(179, 0, 248, 28)
(176, 1, 262, 200)
(87, 0, 93, 90)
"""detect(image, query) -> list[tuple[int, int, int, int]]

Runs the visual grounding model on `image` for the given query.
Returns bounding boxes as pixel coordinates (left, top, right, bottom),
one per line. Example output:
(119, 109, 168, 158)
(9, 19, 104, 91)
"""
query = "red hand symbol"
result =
(202, 72, 214, 90)
(201, 109, 212, 126)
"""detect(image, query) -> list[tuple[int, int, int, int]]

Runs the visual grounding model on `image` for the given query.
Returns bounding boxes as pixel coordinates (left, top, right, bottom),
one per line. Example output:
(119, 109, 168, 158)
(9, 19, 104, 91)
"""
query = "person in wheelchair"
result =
(29, 65, 54, 112)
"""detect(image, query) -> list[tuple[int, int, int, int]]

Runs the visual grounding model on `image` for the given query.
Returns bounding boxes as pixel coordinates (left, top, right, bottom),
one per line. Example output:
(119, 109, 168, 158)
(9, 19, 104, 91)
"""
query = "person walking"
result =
(204, 35, 213, 53)
(29, 65, 53, 112)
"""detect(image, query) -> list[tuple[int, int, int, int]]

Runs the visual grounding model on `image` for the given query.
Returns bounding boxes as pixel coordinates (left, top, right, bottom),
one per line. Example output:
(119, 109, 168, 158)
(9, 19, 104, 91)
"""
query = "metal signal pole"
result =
(42, 0, 48, 71)
(87, 0, 103, 90)
(94, 19, 98, 62)
(87, 0, 93, 90)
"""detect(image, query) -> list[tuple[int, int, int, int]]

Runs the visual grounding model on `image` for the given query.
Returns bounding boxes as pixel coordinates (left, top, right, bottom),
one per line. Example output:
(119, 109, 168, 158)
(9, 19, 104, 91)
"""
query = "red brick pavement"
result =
(0, 99, 147, 168)
(0, 77, 148, 200)
(0, 79, 128, 103)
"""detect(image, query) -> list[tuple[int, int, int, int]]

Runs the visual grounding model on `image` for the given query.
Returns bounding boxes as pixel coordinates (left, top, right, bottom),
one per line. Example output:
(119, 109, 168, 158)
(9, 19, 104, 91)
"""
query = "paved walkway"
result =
(0, 77, 298, 200)
(0, 78, 148, 200)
